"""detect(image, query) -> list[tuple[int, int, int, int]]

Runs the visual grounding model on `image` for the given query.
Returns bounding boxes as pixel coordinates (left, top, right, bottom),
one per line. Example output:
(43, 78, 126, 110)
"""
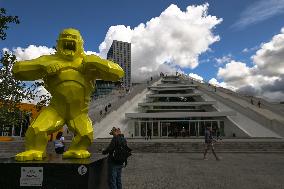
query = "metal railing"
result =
(91, 75, 161, 123)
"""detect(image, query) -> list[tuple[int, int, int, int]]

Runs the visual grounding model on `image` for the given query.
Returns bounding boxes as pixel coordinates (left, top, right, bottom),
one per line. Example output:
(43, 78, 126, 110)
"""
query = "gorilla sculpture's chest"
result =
(46, 68, 91, 102)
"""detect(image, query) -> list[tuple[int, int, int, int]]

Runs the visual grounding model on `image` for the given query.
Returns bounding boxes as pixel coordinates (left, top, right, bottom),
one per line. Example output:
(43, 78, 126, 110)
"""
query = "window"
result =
(199, 121, 205, 136)
(141, 122, 146, 137)
(220, 121, 225, 136)
(161, 122, 169, 136)
(153, 122, 158, 136)
(147, 122, 152, 137)
(135, 122, 139, 136)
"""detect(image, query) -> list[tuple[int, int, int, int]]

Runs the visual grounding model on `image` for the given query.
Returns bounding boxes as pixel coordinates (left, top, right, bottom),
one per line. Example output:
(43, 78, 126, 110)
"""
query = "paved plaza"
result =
(122, 153, 284, 189)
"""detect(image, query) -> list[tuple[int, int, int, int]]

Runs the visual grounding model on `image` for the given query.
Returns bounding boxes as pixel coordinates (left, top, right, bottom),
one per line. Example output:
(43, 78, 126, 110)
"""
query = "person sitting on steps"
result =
(54, 131, 65, 154)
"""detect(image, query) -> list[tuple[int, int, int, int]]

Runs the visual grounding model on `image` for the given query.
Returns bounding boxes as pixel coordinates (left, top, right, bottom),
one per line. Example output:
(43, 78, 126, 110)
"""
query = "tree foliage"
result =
(0, 8, 51, 135)
(0, 8, 20, 40)
(0, 52, 50, 127)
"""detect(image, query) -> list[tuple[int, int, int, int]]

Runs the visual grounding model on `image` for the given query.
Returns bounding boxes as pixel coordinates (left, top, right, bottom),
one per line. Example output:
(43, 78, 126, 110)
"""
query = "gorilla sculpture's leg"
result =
(15, 107, 65, 161)
(63, 113, 93, 159)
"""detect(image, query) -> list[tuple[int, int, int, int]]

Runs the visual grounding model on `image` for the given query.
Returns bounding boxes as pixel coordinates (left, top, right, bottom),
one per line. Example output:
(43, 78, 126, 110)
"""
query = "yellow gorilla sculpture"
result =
(12, 28, 124, 161)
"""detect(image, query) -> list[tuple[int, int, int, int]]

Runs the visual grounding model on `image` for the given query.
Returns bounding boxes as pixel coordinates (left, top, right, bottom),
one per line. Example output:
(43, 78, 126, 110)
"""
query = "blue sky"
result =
(1, 0, 284, 101)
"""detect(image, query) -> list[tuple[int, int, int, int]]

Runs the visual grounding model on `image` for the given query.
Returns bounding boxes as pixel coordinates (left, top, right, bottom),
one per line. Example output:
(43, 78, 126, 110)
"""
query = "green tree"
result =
(0, 52, 50, 133)
(0, 52, 26, 127)
(0, 8, 20, 40)
(0, 8, 50, 136)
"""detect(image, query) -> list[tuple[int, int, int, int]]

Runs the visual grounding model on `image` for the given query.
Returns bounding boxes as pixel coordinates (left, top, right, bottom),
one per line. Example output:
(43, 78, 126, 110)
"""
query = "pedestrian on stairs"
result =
(258, 100, 261, 108)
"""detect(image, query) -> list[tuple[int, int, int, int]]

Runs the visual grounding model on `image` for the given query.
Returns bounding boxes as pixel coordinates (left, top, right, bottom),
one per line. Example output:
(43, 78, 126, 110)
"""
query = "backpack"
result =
(112, 137, 132, 166)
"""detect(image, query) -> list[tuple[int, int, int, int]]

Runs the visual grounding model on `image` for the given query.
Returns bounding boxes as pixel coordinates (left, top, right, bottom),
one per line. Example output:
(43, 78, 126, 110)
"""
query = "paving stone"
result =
(122, 153, 284, 189)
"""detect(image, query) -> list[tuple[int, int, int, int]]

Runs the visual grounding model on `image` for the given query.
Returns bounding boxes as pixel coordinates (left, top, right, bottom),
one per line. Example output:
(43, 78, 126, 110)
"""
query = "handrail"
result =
(91, 75, 161, 123)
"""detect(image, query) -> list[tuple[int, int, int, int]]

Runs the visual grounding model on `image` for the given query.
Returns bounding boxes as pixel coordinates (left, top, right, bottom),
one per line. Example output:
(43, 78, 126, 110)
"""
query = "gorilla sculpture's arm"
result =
(12, 55, 49, 80)
(83, 55, 124, 81)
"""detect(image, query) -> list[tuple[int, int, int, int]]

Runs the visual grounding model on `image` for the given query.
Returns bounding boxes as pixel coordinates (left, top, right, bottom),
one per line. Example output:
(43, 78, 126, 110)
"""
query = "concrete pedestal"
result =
(0, 154, 108, 189)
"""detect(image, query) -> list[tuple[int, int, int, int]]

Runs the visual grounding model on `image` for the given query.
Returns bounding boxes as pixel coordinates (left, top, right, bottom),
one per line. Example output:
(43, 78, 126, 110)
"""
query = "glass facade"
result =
(133, 120, 225, 138)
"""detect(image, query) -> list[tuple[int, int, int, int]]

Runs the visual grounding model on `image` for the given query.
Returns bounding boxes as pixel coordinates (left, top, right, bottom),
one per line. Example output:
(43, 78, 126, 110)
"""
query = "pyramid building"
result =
(124, 75, 283, 138)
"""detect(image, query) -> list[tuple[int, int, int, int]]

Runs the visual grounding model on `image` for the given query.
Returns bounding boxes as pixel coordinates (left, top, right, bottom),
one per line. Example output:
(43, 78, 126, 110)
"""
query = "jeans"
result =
(108, 161, 123, 189)
(55, 146, 65, 154)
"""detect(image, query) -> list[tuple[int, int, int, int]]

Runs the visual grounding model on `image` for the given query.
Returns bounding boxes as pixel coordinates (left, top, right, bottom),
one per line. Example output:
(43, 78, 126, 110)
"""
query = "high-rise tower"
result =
(107, 40, 131, 89)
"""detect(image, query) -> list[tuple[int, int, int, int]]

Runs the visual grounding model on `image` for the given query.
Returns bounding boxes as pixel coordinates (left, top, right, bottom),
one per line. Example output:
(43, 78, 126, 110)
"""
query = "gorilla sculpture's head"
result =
(56, 28, 85, 60)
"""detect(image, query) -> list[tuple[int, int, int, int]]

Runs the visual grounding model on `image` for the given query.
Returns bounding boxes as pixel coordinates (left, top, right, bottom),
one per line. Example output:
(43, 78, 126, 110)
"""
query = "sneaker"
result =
(216, 157, 222, 161)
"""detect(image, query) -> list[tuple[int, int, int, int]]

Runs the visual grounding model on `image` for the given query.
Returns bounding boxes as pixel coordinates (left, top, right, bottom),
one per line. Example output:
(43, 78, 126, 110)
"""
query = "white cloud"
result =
(216, 60, 280, 99)
(208, 78, 236, 90)
(252, 28, 284, 76)
(85, 51, 100, 56)
(232, 0, 284, 29)
(216, 28, 284, 101)
(3, 45, 101, 61)
(242, 45, 259, 53)
(217, 60, 251, 81)
(215, 54, 232, 65)
(208, 78, 218, 85)
(8, 45, 56, 61)
(188, 73, 203, 81)
(242, 48, 249, 53)
(99, 3, 222, 81)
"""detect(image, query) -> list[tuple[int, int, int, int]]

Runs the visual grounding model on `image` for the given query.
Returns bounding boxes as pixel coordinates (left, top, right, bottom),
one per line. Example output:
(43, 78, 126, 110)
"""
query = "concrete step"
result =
(1, 140, 284, 156)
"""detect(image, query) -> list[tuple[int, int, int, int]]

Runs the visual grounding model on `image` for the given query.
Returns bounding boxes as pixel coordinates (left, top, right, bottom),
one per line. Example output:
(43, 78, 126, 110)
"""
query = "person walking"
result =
(142, 127, 146, 140)
(257, 100, 261, 108)
(250, 98, 254, 105)
(54, 131, 65, 154)
(203, 127, 220, 161)
(181, 127, 186, 137)
(102, 127, 131, 189)
(174, 127, 178, 138)
(147, 128, 152, 140)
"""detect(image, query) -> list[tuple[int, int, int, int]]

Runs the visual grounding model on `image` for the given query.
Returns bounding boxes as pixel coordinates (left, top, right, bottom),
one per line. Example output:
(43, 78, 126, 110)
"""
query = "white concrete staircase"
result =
(93, 88, 151, 138)
(196, 80, 284, 138)
(202, 93, 281, 138)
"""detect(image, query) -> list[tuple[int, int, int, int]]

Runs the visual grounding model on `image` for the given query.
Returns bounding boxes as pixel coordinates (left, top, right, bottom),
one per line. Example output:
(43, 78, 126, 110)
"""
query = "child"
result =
(54, 131, 65, 154)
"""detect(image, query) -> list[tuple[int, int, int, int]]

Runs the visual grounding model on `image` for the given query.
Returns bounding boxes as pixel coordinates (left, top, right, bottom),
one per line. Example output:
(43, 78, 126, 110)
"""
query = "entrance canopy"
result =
(149, 84, 197, 88)
(149, 87, 195, 91)
(147, 93, 202, 98)
(126, 111, 236, 119)
(138, 101, 217, 107)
